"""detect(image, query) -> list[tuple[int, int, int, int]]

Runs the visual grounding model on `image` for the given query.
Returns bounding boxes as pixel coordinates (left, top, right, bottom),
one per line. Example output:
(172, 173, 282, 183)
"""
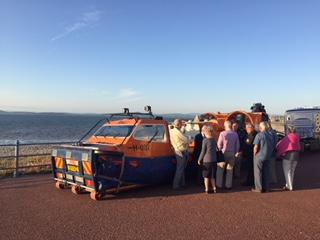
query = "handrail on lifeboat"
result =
(109, 112, 155, 120)
(110, 105, 155, 120)
(200, 113, 218, 121)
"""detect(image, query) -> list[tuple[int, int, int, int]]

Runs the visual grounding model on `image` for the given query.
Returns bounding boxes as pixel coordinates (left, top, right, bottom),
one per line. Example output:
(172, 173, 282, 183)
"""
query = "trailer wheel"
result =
(90, 191, 104, 201)
(71, 185, 82, 195)
(55, 181, 65, 190)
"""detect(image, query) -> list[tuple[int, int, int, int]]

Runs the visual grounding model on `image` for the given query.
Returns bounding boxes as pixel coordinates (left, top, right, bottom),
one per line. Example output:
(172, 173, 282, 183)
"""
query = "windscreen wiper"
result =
(148, 129, 159, 144)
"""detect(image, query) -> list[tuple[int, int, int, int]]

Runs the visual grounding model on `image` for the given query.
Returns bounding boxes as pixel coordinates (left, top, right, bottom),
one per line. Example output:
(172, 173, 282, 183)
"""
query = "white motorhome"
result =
(285, 107, 320, 150)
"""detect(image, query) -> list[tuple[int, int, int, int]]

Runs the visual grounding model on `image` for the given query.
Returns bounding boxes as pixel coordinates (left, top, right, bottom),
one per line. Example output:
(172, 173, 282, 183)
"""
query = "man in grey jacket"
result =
(252, 122, 274, 193)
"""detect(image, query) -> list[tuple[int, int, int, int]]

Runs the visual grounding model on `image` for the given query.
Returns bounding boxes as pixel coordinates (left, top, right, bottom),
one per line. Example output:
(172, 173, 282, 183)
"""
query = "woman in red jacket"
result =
(276, 126, 301, 191)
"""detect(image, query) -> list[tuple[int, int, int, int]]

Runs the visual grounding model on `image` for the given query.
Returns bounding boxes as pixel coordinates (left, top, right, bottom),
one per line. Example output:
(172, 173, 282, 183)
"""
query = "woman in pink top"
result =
(276, 126, 301, 191)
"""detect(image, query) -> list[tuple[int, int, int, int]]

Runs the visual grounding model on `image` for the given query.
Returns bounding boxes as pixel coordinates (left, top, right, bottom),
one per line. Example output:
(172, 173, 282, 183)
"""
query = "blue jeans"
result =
(254, 157, 270, 191)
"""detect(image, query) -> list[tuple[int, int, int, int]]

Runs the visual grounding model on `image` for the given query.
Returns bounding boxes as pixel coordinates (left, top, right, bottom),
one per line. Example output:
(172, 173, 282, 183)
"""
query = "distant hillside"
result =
(0, 110, 10, 115)
(161, 113, 197, 121)
(0, 110, 103, 116)
(0, 110, 197, 120)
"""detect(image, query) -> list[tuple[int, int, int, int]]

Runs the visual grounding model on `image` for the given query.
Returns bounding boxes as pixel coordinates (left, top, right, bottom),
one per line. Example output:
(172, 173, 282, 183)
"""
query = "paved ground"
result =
(0, 152, 320, 240)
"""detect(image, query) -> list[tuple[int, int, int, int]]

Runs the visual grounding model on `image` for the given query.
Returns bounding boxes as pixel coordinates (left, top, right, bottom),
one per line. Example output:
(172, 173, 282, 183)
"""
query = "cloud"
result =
(119, 89, 139, 98)
(101, 90, 110, 96)
(116, 88, 143, 102)
(88, 88, 143, 103)
(51, 10, 101, 41)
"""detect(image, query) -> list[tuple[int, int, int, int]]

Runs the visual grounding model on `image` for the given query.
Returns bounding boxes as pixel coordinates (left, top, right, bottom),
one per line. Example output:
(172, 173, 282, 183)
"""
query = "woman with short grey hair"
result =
(198, 126, 218, 194)
(276, 126, 301, 191)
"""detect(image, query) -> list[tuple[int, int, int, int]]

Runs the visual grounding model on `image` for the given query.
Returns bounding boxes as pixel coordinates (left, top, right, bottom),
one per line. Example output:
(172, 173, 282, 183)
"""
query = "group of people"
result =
(170, 119, 301, 194)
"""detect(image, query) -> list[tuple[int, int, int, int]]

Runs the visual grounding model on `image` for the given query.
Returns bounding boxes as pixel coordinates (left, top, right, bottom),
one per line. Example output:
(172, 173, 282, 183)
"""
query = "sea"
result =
(0, 113, 104, 145)
(0, 112, 193, 145)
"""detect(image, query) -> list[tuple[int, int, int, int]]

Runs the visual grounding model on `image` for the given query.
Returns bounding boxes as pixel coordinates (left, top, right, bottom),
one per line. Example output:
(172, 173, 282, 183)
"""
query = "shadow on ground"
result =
(0, 152, 319, 200)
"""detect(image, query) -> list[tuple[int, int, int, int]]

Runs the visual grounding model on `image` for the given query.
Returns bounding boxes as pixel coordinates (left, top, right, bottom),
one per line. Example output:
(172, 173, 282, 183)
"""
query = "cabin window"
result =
(94, 126, 134, 138)
(133, 125, 166, 142)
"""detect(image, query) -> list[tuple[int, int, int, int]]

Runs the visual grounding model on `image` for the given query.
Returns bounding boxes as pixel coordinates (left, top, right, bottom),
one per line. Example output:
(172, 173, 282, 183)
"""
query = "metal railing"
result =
(0, 140, 76, 177)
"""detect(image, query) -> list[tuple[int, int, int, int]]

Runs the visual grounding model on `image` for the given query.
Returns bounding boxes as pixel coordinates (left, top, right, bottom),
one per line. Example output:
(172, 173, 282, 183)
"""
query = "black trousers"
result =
(245, 156, 254, 186)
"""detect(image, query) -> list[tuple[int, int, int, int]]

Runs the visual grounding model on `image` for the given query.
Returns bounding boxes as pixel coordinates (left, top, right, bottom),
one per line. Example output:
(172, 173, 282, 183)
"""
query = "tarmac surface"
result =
(0, 152, 320, 240)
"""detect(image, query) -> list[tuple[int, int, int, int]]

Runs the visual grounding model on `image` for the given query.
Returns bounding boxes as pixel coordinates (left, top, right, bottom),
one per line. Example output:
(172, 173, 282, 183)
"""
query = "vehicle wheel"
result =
(55, 181, 65, 190)
(71, 185, 82, 195)
(90, 191, 104, 201)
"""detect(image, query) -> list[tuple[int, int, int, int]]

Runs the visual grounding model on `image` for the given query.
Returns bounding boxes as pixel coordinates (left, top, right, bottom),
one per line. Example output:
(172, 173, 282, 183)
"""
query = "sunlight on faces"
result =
(246, 123, 254, 134)
(174, 119, 183, 130)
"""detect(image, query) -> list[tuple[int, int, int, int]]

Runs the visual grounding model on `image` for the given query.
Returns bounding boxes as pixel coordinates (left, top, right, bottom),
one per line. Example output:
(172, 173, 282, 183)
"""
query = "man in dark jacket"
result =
(242, 123, 257, 186)
(232, 122, 247, 179)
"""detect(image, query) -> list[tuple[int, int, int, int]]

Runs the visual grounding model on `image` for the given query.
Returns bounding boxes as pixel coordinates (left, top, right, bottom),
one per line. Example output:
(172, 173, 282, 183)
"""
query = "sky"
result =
(0, 0, 320, 114)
